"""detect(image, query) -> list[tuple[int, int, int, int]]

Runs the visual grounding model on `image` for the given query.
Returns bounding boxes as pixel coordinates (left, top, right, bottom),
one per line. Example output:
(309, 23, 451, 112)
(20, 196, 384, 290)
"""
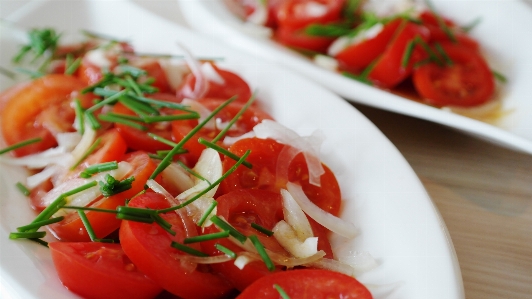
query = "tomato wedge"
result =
(219, 138, 341, 216)
(412, 42, 495, 107)
(276, 0, 345, 29)
(48, 151, 156, 241)
(0, 74, 87, 156)
(275, 25, 336, 53)
(49, 242, 162, 299)
(236, 269, 373, 299)
(368, 20, 430, 89)
(119, 192, 234, 299)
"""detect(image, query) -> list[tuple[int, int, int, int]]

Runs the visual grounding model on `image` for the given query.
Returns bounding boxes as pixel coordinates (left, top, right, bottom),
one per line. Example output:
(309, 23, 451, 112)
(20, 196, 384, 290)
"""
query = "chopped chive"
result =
(143, 113, 199, 123)
(197, 201, 218, 227)
(118, 65, 147, 78)
(16, 182, 31, 196)
(80, 161, 119, 178)
(184, 231, 230, 244)
(29, 238, 49, 247)
(120, 96, 159, 117)
(104, 112, 144, 122)
(198, 138, 252, 169)
(14, 67, 45, 79)
(251, 223, 274, 237)
(147, 133, 178, 147)
(0, 66, 17, 79)
(492, 70, 507, 83)
(274, 284, 291, 299)
(425, 0, 457, 42)
(9, 231, 47, 240)
(125, 75, 143, 96)
(170, 241, 209, 257)
(78, 210, 105, 242)
(62, 205, 118, 214)
(85, 111, 101, 130)
(99, 175, 134, 197)
(98, 113, 148, 131)
(215, 243, 236, 259)
(129, 94, 191, 110)
(149, 96, 237, 180)
(156, 150, 251, 212)
(0, 137, 42, 155)
(71, 137, 101, 170)
(249, 235, 275, 271)
(29, 197, 67, 231)
(401, 40, 416, 68)
(210, 215, 247, 244)
(117, 206, 156, 216)
(117, 213, 155, 223)
(73, 98, 85, 135)
(434, 43, 454, 66)
(413, 36, 444, 66)
(17, 216, 64, 232)
(462, 17, 482, 33)
(64, 181, 99, 197)
(212, 92, 256, 143)
(177, 161, 210, 184)
(86, 89, 128, 113)
(305, 23, 353, 37)
(64, 54, 82, 75)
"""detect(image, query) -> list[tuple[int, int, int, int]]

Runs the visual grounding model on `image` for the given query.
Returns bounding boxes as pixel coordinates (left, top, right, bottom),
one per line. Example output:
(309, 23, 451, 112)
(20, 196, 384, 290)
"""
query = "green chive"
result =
(77, 210, 98, 241)
(0, 137, 42, 155)
(29, 238, 49, 247)
(129, 94, 192, 110)
(17, 216, 64, 232)
(9, 231, 46, 240)
(215, 243, 236, 259)
(80, 161, 119, 178)
(212, 92, 256, 143)
(120, 96, 159, 117)
(492, 70, 507, 83)
(87, 89, 128, 113)
(198, 138, 252, 169)
(177, 161, 210, 184)
(0, 66, 17, 79)
(251, 223, 274, 237)
(170, 241, 209, 257)
(143, 113, 199, 123)
(197, 201, 218, 227)
(62, 205, 118, 214)
(434, 43, 454, 66)
(98, 114, 148, 131)
(147, 133, 178, 147)
(210, 215, 247, 244)
(15, 182, 31, 196)
(73, 98, 85, 135)
(249, 235, 275, 271)
(64, 54, 82, 75)
(117, 213, 154, 223)
(183, 231, 230, 244)
(401, 40, 416, 68)
(85, 111, 101, 130)
(151, 214, 176, 236)
(99, 175, 134, 197)
(274, 284, 291, 299)
(462, 17, 482, 33)
(425, 0, 457, 42)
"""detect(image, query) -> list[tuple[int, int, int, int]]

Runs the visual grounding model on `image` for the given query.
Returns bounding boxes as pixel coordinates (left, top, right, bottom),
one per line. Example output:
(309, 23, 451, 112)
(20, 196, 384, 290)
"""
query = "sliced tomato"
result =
(119, 192, 234, 299)
(134, 59, 172, 93)
(219, 138, 341, 216)
(236, 269, 372, 299)
(419, 11, 479, 51)
(30, 129, 128, 211)
(48, 151, 156, 241)
(172, 98, 273, 167)
(275, 25, 336, 53)
(49, 242, 162, 299)
(0, 74, 87, 156)
(276, 0, 345, 30)
(201, 189, 286, 291)
(368, 20, 430, 89)
(77, 57, 103, 86)
(112, 102, 175, 153)
(412, 42, 495, 107)
(335, 19, 402, 73)
(176, 63, 253, 103)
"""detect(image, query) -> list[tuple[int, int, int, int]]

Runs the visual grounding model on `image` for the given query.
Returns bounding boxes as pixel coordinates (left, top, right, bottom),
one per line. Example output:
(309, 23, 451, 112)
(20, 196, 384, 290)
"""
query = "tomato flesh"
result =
(49, 242, 162, 299)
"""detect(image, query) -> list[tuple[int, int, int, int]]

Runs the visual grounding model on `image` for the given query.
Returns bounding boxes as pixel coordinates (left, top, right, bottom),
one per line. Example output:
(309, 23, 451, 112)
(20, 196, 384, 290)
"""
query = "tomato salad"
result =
(1, 29, 374, 298)
(228, 0, 505, 110)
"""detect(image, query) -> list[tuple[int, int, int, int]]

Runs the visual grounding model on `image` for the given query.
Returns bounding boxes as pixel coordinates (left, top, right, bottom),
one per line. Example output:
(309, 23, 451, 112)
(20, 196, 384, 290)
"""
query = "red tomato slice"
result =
(275, 25, 336, 53)
(412, 42, 495, 107)
(236, 269, 372, 299)
(277, 0, 345, 30)
(219, 138, 341, 216)
(119, 192, 234, 299)
(49, 242, 162, 299)
(172, 98, 273, 167)
(77, 58, 103, 86)
(133, 59, 172, 93)
(30, 129, 128, 211)
(201, 189, 286, 291)
(368, 20, 430, 89)
(48, 151, 156, 241)
(419, 11, 479, 51)
(335, 19, 402, 73)
(0, 74, 87, 156)
(176, 63, 253, 103)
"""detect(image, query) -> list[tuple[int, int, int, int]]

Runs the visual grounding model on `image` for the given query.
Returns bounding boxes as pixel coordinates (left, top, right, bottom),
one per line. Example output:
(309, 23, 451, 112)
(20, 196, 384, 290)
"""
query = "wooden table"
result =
(1, 1, 531, 298)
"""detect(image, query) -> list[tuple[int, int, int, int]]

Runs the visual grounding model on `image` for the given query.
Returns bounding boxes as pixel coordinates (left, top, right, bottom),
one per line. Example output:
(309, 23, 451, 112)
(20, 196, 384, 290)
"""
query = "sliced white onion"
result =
(309, 258, 356, 277)
(178, 254, 234, 264)
(160, 162, 195, 195)
(69, 121, 97, 168)
(178, 44, 208, 99)
(84, 48, 113, 68)
(234, 253, 259, 270)
(182, 99, 216, 130)
(287, 182, 358, 239)
(313, 54, 339, 71)
(222, 131, 256, 146)
(56, 132, 82, 152)
(0, 147, 72, 169)
(273, 220, 318, 258)
(26, 165, 60, 189)
(280, 189, 313, 241)
(337, 251, 379, 275)
(200, 62, 225, 85)
(253, 120, 325, 186)
(158, 57, 189, 90)
(246, 0, 268, 25)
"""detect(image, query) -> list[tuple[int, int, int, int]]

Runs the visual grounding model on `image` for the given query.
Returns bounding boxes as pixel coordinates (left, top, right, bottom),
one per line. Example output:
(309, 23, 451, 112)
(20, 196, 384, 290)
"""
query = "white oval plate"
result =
(0, 1, 462, 299)
(178, 0, 532, 155)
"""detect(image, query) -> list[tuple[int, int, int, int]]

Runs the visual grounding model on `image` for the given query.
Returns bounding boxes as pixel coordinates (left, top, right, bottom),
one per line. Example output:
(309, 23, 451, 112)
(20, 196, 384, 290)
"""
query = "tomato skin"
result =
(77, 58, 103, 86)
(277, 0, 345, 30)
(412, 42, 495, 107)
(176, 63, 253, 103)
(335, 19, 403, 73)
(275, 25, 336, 53)
(219, 138, 341, 216)
(201, 190, 286, 291)
(48, 151, 156, 241)
(236, 269, 373, 299)
(134, 60, 172, 93)
(49, 242, 162, 299)
(120, 192, 234, 299)
(0, 74, 86, 156)
(172, 98, 273, 167)
(368, 21, 430, 89)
